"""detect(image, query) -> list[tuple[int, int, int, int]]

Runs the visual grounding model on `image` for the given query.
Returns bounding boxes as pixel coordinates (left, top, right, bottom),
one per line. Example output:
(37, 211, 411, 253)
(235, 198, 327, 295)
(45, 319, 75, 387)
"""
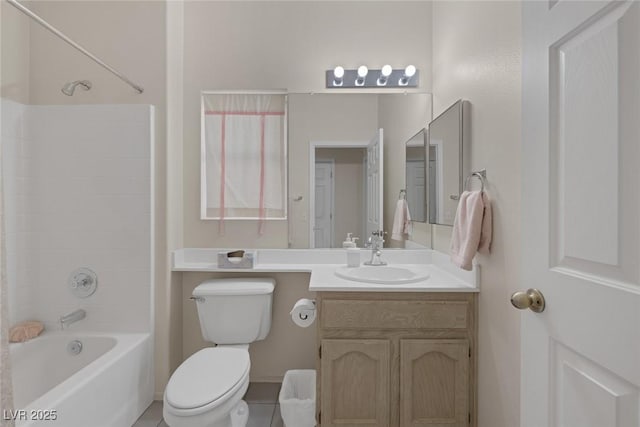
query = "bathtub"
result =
(9, 331, 153, 427)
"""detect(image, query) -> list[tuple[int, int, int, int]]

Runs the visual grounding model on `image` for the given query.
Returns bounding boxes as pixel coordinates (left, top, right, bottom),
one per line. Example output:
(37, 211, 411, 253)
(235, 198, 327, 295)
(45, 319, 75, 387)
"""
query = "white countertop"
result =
(172, 248, 479, 293)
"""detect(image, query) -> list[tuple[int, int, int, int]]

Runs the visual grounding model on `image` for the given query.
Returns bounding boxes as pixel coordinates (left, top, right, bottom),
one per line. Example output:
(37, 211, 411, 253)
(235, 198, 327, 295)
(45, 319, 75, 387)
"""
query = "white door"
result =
(521, 2, 640, 427)
(366, 128, 383, 237)
(314, 161, 334, 248)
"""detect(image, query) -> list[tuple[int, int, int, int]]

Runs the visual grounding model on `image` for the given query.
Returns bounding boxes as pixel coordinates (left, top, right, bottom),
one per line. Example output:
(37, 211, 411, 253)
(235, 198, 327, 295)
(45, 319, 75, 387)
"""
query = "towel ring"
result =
(464, 169, 487, 192)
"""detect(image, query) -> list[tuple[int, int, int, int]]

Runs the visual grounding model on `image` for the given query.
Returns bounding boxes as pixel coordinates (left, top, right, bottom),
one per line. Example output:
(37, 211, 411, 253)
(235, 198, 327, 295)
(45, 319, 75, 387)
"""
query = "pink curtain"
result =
(203, 94, 286, 234)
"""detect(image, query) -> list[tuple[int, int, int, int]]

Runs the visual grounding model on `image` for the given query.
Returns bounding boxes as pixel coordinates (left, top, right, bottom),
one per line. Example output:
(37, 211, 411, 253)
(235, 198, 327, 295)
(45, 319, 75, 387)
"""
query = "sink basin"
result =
(334, 266, 429, 284)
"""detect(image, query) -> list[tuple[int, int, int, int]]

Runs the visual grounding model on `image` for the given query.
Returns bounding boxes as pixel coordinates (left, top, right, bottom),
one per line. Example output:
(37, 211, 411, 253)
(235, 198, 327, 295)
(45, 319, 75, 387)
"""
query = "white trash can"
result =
(278, 369, 316, 427)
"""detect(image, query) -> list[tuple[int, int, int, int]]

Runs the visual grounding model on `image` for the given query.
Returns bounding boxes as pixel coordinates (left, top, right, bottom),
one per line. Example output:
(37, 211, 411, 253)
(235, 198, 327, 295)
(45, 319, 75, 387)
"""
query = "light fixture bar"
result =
(325, 67, 419, 89)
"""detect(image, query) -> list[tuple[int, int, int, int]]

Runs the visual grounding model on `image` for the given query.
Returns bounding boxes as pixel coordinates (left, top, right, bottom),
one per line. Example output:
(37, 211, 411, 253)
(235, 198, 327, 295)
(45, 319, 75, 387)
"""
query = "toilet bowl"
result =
(163, 347, 250, 427)
(162, 278, 275, 427)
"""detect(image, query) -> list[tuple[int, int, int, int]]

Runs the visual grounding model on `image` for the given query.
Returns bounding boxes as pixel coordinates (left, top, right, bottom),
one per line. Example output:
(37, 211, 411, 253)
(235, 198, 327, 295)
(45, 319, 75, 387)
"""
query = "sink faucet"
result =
(364, 230, 387, 266)
(60, 309, 86, 329)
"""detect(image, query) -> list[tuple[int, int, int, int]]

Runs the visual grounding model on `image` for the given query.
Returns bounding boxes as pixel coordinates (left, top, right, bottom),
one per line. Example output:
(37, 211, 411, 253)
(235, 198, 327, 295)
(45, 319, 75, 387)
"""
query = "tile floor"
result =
(132, 383, 284, 427)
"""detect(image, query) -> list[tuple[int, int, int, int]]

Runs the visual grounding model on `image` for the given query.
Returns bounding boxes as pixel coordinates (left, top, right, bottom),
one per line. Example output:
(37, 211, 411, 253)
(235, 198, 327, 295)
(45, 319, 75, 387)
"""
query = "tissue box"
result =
(217, 251, 255, 269)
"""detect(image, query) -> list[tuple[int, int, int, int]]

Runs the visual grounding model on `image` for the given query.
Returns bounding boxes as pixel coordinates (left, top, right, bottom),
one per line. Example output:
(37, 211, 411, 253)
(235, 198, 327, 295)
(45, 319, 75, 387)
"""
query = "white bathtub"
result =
(9, 331, 153, 427)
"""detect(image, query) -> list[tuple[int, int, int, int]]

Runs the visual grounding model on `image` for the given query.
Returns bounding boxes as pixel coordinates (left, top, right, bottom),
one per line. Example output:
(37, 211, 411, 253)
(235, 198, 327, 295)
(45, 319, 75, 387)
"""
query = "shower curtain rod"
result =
(6, 0, 144, 94)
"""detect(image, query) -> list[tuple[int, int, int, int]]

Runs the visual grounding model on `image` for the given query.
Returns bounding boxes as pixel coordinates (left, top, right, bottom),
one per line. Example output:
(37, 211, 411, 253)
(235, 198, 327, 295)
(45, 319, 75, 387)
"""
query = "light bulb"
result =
(399, 65, 417, 86)
(404, 65, 416, 77)
(356, 65, 368, 86)
(378, 65, 392, 86)
(333, 66, 344, 86)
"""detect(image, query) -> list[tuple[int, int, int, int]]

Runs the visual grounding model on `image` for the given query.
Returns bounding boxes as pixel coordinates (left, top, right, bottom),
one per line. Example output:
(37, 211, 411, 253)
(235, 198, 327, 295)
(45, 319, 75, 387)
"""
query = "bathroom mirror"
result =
(405, 128, 427, 223)
(286, 92, 431, 248)
(428, 99, 470, 226)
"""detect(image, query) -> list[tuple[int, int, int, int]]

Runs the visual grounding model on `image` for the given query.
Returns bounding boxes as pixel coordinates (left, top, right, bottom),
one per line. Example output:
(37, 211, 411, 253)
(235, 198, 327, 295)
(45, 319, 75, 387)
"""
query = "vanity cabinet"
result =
(316, 292, 477, 427)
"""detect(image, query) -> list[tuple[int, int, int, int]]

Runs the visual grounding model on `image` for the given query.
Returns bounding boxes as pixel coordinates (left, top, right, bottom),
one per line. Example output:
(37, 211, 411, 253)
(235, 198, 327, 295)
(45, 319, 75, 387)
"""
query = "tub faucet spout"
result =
(60, 309, 86, 329)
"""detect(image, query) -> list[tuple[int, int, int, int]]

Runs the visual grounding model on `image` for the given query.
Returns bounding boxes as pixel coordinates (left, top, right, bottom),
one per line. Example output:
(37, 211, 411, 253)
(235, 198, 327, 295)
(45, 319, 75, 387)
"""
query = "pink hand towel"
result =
(391, 199, 411, 241)
(450, 191, 492, 270)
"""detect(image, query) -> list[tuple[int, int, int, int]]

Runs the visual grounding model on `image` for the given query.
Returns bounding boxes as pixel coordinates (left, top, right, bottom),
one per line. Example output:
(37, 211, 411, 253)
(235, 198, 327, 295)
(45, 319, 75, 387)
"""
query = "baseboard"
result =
(250, 375, 284, 383)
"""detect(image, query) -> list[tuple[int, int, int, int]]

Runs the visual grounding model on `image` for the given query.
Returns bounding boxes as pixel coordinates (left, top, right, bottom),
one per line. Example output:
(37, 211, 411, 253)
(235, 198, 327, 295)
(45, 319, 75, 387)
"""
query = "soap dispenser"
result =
(342, 233, 358, 248)
(343, 233, 361, 267)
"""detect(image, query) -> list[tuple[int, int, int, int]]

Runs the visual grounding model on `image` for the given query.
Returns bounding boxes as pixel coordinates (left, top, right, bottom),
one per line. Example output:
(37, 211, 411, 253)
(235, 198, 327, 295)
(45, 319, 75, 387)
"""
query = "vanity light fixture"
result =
(399, 65, 416, 86)
(333, 66, 345, 86)
(325, 65, 419, 89)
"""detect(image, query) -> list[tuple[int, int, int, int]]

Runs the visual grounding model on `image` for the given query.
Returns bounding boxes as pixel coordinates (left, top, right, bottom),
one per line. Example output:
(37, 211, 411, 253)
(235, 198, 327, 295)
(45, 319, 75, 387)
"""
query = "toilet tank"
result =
(192, 278, 275, 345)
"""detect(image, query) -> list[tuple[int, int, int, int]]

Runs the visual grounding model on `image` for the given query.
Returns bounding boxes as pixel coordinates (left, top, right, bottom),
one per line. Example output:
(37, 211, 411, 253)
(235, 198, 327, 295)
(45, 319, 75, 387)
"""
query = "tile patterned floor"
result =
(133, 383, 283, 427)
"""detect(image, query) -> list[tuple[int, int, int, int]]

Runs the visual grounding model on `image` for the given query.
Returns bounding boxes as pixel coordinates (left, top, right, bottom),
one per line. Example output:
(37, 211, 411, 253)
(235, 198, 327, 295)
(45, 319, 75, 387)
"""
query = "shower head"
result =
(61, 80, 92, 96)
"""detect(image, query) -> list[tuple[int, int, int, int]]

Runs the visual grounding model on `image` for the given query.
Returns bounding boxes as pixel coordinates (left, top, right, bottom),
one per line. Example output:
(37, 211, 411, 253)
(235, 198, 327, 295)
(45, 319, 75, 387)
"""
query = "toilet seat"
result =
(165, 347, 250, 414)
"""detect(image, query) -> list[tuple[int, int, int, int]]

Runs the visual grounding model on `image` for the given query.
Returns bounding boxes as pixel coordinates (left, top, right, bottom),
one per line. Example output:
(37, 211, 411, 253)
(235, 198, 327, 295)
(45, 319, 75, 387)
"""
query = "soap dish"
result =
(217, 251, 255, 269)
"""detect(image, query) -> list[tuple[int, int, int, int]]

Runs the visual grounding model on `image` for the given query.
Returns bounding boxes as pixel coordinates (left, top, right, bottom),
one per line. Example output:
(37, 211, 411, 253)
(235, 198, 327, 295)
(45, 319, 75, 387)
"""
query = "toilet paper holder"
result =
(290, 298, 317, 328)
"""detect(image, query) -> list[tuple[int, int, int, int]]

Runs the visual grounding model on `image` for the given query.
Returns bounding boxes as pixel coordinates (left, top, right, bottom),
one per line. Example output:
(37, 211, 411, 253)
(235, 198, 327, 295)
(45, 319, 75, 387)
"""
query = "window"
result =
(201, 92, 287, 232)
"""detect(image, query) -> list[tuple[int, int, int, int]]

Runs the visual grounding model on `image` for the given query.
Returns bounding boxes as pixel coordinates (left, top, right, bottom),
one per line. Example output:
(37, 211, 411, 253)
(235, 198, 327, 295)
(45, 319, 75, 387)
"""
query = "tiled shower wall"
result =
(1, 99, 153, 332)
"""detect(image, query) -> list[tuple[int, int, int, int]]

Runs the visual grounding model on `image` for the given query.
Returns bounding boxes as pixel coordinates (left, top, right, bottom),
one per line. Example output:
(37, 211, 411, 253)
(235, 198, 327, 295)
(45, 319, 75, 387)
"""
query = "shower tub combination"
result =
(2, 2, 154, 426)
(9, 331, 153, 427)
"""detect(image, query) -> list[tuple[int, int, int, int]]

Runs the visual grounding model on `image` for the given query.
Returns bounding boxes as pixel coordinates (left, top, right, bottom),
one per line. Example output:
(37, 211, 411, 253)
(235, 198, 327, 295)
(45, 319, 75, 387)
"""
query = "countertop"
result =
(172, 248, 479, 293)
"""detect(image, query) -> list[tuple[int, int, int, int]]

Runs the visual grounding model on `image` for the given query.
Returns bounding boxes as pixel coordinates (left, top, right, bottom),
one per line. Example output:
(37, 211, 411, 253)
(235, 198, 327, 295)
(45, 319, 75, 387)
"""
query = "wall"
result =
(431, 3, 522, 427)
(0, 0, 30, 103)
(316, 147, 366, 246)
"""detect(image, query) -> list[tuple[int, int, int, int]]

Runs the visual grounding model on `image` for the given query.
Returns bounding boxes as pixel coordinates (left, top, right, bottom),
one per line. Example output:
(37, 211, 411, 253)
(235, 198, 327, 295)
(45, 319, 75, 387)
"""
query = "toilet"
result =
(163, 278, 275, 427)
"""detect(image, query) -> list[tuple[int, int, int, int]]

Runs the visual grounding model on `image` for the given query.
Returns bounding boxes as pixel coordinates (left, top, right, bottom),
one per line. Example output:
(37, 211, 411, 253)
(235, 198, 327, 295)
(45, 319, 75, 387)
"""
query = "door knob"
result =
(510, 288, 545, 313)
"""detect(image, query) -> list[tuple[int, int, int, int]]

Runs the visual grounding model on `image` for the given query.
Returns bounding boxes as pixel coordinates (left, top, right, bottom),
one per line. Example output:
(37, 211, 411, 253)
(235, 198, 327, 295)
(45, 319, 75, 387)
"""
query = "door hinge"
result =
(319, 346, 322, 359)
(318, 411, 321, 424)
(469, 412, 471, 424)
(469, 347, 471, 358)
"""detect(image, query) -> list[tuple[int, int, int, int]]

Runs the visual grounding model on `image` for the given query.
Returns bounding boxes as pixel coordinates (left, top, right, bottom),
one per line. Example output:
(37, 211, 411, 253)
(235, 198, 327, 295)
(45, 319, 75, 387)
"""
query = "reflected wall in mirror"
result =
(405, 129, 427, 223)
(428, 100, 470, 226)
(287, 93, 431, 248)
(314, 147, 365, 248)
(310, 129, 382, 249)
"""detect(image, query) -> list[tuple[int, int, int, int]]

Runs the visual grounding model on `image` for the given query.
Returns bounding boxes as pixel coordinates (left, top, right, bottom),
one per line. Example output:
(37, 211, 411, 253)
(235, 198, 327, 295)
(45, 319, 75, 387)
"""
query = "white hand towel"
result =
(450, 191, 492, 270)
(391, 199, 412, 241)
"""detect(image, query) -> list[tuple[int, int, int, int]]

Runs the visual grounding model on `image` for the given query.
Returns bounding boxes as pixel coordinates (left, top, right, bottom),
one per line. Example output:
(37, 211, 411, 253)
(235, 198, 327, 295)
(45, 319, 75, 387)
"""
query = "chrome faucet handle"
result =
(364, 235, 373, 248)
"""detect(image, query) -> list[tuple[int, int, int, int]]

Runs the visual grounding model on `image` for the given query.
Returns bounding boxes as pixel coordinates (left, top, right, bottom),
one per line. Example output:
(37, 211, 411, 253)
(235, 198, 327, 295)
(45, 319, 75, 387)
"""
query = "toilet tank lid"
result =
(194, 278, 275, 296)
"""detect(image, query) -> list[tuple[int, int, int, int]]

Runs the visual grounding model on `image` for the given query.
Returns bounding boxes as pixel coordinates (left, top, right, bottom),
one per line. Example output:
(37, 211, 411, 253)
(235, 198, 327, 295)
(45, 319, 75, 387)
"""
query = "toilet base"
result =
(164, 399, 249, 427)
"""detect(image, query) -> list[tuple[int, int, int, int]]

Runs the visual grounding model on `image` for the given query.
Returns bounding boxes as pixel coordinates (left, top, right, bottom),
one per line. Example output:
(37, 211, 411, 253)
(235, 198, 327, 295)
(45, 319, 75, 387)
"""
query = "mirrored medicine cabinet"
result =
(427, 99, 470, 226)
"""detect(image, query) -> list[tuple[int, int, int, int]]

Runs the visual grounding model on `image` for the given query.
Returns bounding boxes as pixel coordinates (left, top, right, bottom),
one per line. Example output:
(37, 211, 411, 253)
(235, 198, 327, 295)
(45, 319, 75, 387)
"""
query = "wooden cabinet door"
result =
(400, 340, 469, 427)
(321, 339, 391, 427)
